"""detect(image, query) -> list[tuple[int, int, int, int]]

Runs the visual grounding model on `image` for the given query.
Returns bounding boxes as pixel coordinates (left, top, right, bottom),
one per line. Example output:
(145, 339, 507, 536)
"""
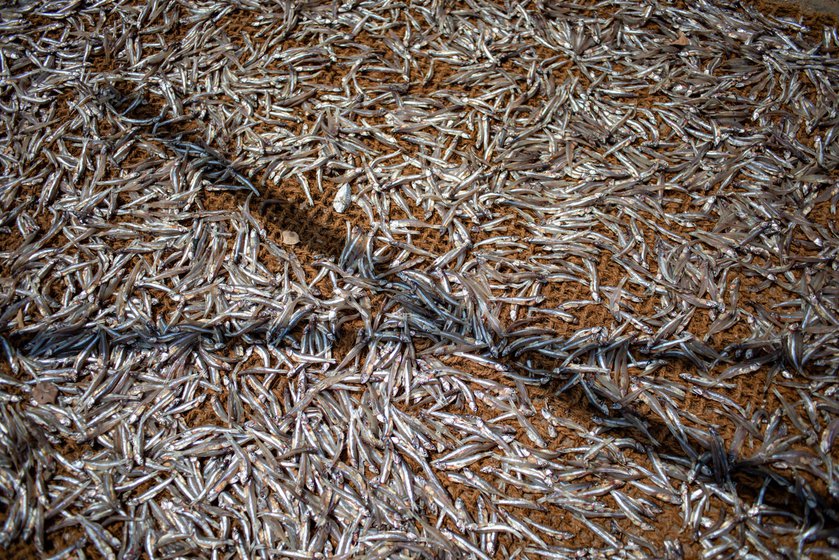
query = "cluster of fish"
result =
(1, 0, 838, 558)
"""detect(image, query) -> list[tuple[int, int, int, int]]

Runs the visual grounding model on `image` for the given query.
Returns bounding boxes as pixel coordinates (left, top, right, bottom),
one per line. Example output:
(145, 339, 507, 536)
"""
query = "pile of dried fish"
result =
(1, 0, 838, 558)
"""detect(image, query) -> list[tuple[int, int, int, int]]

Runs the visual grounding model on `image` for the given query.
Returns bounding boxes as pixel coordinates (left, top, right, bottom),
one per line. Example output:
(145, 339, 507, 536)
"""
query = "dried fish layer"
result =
(0, 0, 838, 559)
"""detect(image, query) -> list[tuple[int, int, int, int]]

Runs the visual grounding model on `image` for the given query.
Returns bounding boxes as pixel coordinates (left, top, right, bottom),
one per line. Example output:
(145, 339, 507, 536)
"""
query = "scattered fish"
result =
(0, 0, 836, 559)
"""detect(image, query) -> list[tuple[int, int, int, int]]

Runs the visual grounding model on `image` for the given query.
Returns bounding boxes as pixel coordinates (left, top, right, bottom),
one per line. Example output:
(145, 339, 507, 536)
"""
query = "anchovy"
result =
(1, 0, 838, 559)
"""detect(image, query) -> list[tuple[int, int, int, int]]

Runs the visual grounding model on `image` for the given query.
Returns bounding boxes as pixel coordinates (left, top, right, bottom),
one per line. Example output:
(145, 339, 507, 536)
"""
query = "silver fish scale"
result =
(0, 0, 838, 558)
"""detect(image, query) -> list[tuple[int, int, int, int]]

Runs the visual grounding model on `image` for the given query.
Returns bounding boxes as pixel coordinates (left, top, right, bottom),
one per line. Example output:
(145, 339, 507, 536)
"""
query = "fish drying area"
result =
(1, 1, 839, 559)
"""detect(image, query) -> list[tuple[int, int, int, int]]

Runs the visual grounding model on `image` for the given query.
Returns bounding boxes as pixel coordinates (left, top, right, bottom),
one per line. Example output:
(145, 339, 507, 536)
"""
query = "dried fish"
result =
(0, 0, 837, 558)
(333, 184, 352, 214)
